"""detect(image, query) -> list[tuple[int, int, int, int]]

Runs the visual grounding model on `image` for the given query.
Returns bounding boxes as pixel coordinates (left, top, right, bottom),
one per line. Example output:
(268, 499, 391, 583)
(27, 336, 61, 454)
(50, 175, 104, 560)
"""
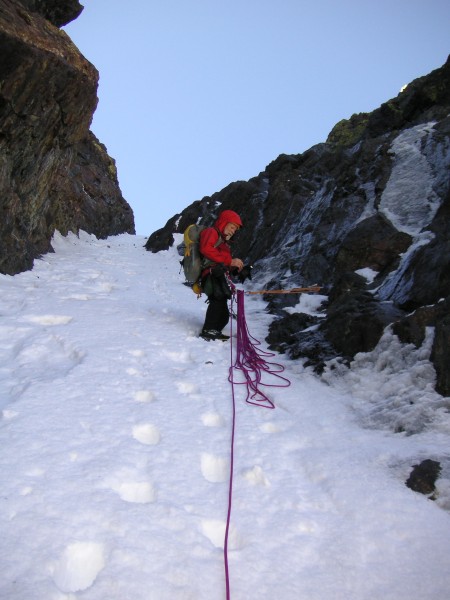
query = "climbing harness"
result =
(223, 289, 291, 599)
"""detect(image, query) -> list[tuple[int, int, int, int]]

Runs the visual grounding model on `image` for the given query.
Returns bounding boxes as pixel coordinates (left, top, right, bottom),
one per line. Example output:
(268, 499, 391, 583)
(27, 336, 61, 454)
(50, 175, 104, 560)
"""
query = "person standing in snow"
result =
(199, 210, 244, 341)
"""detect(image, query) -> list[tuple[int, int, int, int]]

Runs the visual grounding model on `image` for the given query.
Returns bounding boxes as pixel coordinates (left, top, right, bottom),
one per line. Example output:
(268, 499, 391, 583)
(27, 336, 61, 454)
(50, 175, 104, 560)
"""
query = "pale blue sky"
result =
(64, 1, 450, 234)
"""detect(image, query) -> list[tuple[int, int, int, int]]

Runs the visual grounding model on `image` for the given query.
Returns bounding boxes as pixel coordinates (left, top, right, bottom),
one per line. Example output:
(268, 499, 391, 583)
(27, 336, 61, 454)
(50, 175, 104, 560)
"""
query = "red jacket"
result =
(199, 210, 242, 268)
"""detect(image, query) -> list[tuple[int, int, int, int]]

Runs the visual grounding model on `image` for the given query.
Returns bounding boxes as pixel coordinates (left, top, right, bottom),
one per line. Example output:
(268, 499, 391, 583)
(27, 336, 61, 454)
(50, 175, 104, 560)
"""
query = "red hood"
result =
(214, 210, 243, 235)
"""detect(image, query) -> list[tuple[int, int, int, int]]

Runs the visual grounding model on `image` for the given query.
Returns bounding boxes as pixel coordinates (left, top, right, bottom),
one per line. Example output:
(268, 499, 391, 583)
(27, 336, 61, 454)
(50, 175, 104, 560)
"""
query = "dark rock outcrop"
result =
(146, 56, 450, 397)
(335, 214, 412, 276)
(406, 459, 441, 496)
(0, 0, 135, 275)
(432, 315, 450, 398)
(18, 0, 83, 27)
(321, 274, 405, 362)
(394, 298, 450, 398)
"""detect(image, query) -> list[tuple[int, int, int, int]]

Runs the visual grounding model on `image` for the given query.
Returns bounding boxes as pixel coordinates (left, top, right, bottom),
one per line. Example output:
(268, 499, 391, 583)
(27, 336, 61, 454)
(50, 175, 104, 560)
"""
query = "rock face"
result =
(0, 0, 135, 275)
(146, 56, 450, 397)
(18, 0, 83, 27)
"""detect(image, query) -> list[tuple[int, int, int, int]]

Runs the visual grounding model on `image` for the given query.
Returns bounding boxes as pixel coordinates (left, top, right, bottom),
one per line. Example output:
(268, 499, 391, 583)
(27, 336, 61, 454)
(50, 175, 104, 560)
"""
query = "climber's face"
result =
(223, 222, 240, 240)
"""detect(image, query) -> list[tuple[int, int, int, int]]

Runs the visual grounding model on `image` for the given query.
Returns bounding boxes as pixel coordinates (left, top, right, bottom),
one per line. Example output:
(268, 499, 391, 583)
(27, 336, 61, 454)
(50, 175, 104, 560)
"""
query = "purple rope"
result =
(223, 292, 236, 600)
(223, 289, 291, 599)
(229, 289, 291, 408)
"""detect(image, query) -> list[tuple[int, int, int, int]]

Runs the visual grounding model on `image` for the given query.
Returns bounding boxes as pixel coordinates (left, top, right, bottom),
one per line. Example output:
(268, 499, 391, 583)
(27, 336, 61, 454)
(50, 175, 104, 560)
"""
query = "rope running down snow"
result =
(224, 289, 290, 599)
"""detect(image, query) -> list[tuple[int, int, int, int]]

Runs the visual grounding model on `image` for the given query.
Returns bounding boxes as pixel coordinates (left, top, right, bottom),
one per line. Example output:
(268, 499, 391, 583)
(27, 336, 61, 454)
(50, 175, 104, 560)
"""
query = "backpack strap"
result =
(213, 227, 225, 247)
(200, 227, 225, 272)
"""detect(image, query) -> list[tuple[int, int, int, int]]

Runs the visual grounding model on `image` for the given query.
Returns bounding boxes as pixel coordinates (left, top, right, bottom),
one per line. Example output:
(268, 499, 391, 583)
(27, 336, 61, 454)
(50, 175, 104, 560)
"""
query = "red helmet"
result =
(215, 210, 243, 234)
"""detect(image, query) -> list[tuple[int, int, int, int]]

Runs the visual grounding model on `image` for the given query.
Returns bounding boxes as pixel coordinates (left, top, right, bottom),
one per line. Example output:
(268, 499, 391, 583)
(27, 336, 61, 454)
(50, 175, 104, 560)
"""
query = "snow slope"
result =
(1, 232, 450, 600)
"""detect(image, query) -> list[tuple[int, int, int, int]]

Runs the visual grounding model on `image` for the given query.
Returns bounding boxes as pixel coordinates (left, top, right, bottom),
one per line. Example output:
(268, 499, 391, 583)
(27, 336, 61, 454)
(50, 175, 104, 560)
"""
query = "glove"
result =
(237, 265, 253, 283)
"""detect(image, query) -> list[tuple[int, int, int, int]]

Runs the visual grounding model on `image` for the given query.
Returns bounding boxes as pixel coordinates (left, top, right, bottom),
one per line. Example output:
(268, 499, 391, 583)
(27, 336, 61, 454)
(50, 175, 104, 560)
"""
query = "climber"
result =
(199, 210, 244, 341)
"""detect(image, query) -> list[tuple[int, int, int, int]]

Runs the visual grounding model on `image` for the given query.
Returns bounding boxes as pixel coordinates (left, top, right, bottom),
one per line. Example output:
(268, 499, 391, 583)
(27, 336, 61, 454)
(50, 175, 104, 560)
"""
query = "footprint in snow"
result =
(126, 367, 142, 376)
(259, 422, 282, 433)
(25, 467, 46, 477)
(132, 423, 161, 445)
(200, 519, 243, 550)
(96, 282, 115, 293)
(62, 293, 91, 301)
(242, 465, 270, 487)
(22, 314, 73, 326)
(128, 349, 146, 358)
(78, 269, 100, 281)
(113, 481, 156, 504)
(201, 453, 229, 483)
(163, 348, 192, 364)
(133, 390, 156, 403)
(201, 412, 225, 427)
(176, 381, 198, 394)
(2, 409, 18, 421)
(16, 334, 83, 374)
(104, 469, 156, 504)
(102, 472, 156, 504)
(49, 541, 106, 593)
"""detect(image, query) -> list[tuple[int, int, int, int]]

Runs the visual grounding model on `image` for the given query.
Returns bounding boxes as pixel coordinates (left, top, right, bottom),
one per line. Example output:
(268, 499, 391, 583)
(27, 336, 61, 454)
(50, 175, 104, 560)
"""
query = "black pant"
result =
(201, 272, 231, 332)
(203, 296, 229, 332)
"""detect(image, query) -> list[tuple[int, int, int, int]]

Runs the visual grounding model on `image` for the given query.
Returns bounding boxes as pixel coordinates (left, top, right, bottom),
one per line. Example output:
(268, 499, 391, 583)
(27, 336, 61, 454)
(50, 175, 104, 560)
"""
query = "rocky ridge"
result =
(0, 0, 135, 275)
(146, 56, 450, 401)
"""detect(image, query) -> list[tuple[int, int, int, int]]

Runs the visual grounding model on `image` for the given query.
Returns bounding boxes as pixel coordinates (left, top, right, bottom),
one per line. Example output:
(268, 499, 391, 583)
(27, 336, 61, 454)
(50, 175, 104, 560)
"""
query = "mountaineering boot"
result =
(214, 331, 230, 341)
(200, 329, 230, 341)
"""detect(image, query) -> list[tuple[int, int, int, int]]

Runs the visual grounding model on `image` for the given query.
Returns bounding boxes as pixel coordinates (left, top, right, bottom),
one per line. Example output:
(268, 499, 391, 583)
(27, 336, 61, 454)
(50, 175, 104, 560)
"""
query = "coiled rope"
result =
(224, 289, 290, 599)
